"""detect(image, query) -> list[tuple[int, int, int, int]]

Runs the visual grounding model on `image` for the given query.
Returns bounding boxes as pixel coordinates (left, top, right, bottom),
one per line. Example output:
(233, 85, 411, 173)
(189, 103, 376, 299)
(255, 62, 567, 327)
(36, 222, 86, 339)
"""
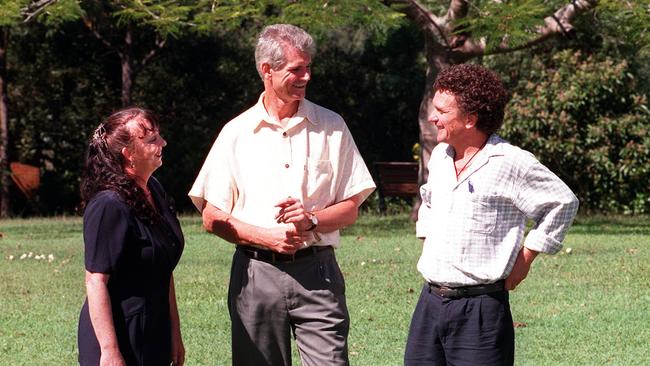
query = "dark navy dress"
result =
(78, 178, 184, 365)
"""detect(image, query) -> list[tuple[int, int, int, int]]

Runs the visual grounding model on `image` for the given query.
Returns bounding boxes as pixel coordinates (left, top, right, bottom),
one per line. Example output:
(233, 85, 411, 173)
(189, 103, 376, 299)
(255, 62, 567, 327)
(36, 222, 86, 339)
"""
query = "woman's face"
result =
(125, 118, 167, 178)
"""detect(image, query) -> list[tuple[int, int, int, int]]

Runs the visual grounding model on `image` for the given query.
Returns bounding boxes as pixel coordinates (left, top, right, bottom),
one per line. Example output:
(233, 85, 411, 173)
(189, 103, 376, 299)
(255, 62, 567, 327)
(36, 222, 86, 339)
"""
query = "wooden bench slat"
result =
(374, 161, 419, 212)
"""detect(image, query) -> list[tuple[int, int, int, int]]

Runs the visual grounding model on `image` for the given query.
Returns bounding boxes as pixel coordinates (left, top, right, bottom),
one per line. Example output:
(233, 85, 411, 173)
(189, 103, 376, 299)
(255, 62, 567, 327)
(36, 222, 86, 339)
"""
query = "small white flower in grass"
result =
(8, 255, 14, 260)
(28, 252, 34, 258)
(565, 247, 573, 254)
(48, 254, 55, 263)
(20, 253, 27, 260)
(360, 261, 366, 266)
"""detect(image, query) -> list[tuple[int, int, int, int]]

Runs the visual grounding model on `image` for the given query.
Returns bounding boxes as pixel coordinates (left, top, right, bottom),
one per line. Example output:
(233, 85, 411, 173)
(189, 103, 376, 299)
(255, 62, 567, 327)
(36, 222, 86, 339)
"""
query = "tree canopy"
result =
(1, 0, 649, 216)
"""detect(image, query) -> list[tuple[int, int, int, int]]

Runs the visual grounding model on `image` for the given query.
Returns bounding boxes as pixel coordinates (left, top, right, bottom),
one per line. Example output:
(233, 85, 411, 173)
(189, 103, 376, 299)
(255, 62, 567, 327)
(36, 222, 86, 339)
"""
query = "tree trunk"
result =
(120, 26, 134, 106)
(121, 57, 133, 106)
(410, 33, 452, 221)
(0, 28, 10, 218)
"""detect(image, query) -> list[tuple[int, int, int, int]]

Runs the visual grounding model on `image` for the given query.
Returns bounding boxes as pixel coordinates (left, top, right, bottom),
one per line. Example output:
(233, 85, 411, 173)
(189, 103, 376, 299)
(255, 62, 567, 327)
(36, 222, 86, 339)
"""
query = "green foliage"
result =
(191, 0, 266, 35)
(455, 0, 551, 50)
(595, 0, 650, 56)
(0, 0, 26, 26)
(35, 0, 84, 26)
(502, 50, 650, 214)
(272, 0, 402, 41)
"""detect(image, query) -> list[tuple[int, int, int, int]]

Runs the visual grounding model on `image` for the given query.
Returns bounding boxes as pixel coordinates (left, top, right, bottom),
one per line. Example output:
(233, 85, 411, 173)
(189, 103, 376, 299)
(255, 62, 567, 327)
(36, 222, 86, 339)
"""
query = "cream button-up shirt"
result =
(189, 94, 376, 248)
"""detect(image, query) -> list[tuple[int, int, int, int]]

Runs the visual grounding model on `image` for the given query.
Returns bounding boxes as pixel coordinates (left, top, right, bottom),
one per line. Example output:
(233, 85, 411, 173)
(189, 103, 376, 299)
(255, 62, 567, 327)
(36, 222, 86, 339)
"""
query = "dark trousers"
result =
(404, 284, 515, 366)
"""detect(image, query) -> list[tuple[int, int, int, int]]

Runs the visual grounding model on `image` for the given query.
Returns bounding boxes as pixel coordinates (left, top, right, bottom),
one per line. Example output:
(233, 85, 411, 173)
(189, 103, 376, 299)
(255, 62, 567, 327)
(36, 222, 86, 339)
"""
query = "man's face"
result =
(267, 46, 311, 103)
(428, 90, 471, 146)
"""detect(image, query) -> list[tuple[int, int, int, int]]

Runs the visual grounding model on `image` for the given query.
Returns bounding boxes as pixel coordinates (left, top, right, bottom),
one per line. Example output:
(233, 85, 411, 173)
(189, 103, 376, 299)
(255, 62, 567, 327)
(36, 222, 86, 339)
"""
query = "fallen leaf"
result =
(513, 321, 527, 328)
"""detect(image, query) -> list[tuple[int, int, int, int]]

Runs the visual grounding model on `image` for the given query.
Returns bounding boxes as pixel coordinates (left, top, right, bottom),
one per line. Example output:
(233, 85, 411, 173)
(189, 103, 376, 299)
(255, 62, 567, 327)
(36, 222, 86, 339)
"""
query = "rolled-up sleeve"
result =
(516, 162, 579, 254)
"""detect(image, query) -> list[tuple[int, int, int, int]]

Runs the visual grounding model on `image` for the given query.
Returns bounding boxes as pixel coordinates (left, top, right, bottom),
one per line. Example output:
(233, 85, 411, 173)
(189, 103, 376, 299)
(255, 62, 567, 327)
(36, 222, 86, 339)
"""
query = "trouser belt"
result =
(238, 245, 332, 264)
(428, 280, 505, 298)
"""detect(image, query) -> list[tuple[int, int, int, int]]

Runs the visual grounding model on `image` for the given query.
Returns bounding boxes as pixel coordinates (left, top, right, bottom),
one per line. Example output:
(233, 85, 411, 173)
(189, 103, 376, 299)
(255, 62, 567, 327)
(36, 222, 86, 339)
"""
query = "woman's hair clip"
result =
(92, 123, 107, 142)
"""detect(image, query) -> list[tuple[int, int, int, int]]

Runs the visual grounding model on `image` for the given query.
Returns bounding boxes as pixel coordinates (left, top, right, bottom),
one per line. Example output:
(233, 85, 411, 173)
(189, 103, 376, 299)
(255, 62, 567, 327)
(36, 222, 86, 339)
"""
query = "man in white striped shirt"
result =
(405, 64, 579, 366)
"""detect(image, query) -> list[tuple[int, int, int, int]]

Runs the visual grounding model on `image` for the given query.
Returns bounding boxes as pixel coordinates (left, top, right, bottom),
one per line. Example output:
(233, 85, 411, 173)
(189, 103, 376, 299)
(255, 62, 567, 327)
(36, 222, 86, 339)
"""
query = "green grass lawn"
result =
(1, 214, 648, 365)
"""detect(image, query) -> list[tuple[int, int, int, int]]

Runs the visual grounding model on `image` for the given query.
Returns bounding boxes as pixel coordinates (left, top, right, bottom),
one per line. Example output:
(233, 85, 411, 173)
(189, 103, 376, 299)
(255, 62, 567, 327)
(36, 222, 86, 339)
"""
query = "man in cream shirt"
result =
(189, 24, 375, 366)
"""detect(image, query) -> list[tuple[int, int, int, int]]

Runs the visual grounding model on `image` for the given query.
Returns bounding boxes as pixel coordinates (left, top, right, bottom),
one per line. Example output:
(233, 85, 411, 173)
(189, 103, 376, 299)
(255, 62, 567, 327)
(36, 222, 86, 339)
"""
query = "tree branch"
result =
(445, 0, 471, 48)
(22, 0, 59, 23)
(134, 0, 197, 28)
(445, 0, 469, 22)
(140, 34, 167, 69)
(382, 0, 449, 48)
(450, 0, 598, 59)
(80, 13, 121, 58)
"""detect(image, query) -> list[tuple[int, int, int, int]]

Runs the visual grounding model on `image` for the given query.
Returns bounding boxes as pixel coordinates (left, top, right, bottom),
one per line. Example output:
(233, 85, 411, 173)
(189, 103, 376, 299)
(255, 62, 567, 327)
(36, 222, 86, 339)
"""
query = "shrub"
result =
(502, 50, 650, 214)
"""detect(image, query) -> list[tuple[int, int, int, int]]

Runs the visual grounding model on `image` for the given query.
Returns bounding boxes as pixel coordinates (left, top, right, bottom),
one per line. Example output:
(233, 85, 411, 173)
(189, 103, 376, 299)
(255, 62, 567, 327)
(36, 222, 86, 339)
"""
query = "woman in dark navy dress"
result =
(78, 108, 185, 366)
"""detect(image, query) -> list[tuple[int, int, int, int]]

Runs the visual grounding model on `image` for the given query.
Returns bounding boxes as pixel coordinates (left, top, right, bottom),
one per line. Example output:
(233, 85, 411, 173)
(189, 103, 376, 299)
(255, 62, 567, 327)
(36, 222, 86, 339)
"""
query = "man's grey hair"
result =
(255, 24, 316, 79)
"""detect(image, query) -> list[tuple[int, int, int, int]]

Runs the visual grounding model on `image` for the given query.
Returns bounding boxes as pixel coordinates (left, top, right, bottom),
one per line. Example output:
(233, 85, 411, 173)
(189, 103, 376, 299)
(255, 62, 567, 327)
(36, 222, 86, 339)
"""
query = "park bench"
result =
(374, 161, 419, 213)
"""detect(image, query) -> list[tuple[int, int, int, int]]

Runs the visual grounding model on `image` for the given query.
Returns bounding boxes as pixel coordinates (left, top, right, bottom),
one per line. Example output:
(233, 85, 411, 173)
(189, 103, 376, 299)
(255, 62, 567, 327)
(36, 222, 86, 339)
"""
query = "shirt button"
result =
(282, 132, 288, 137)
(285, 164, 290, 168)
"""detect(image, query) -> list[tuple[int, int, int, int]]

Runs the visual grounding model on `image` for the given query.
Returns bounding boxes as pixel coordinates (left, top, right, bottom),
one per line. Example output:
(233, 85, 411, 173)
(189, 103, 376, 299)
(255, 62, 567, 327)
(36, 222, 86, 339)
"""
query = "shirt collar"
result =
(442, 133, 506, 188)
(251, 93, 318, 130)
(482, 134, 506, 157)
(443, 134, 505, 158)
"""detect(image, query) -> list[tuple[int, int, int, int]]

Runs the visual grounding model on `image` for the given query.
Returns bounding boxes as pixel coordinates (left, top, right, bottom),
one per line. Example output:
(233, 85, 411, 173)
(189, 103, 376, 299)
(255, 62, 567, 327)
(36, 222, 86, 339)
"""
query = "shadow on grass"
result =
(571, 215, 650, 235)
(342, 213, 414, 238)
(0, 218, 82, 238)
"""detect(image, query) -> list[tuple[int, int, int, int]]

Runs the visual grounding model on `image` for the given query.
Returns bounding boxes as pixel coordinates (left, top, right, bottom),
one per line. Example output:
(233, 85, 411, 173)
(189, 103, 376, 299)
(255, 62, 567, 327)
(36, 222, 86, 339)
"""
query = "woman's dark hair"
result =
(434, 63, 509, 135)
(80, 107, 160, 222)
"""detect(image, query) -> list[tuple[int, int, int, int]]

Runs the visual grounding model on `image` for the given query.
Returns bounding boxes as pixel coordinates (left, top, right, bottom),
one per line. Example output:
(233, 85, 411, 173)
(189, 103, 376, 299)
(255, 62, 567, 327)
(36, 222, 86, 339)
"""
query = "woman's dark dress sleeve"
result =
(83, 191, 130, 273)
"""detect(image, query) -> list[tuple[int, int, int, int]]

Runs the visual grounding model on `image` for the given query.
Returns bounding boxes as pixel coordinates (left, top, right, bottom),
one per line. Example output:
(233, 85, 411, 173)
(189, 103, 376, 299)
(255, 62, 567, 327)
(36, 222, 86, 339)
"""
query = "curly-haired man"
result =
(405, 64, 579, 365)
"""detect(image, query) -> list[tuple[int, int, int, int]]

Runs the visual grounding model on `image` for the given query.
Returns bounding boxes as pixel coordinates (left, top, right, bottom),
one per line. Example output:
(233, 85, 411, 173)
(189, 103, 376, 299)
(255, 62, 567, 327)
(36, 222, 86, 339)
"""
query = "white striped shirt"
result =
(416, 134, 579, 287)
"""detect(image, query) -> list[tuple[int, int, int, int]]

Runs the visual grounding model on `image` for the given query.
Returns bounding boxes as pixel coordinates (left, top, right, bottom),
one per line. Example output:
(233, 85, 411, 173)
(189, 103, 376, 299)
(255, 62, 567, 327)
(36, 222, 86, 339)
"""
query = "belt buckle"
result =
(438, 286, 456, 298)
(438, 286, 464, 298)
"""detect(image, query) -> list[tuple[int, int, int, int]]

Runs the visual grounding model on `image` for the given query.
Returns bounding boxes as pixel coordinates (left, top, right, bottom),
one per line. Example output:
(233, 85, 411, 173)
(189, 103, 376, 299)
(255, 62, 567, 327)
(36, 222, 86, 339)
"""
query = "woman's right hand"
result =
(99, 347, 126, 366)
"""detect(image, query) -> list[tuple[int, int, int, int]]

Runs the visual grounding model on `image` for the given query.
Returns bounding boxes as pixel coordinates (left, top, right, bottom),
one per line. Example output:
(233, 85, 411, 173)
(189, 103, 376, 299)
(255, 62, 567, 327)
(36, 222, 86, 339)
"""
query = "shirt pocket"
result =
(467, 194, 498, 234)
(305, 159, 333, 200)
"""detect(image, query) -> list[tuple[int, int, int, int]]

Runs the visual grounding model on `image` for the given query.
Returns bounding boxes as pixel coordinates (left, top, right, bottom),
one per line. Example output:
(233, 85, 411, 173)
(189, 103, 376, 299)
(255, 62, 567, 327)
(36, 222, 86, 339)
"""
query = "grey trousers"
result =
(228, 247, 350, 366)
